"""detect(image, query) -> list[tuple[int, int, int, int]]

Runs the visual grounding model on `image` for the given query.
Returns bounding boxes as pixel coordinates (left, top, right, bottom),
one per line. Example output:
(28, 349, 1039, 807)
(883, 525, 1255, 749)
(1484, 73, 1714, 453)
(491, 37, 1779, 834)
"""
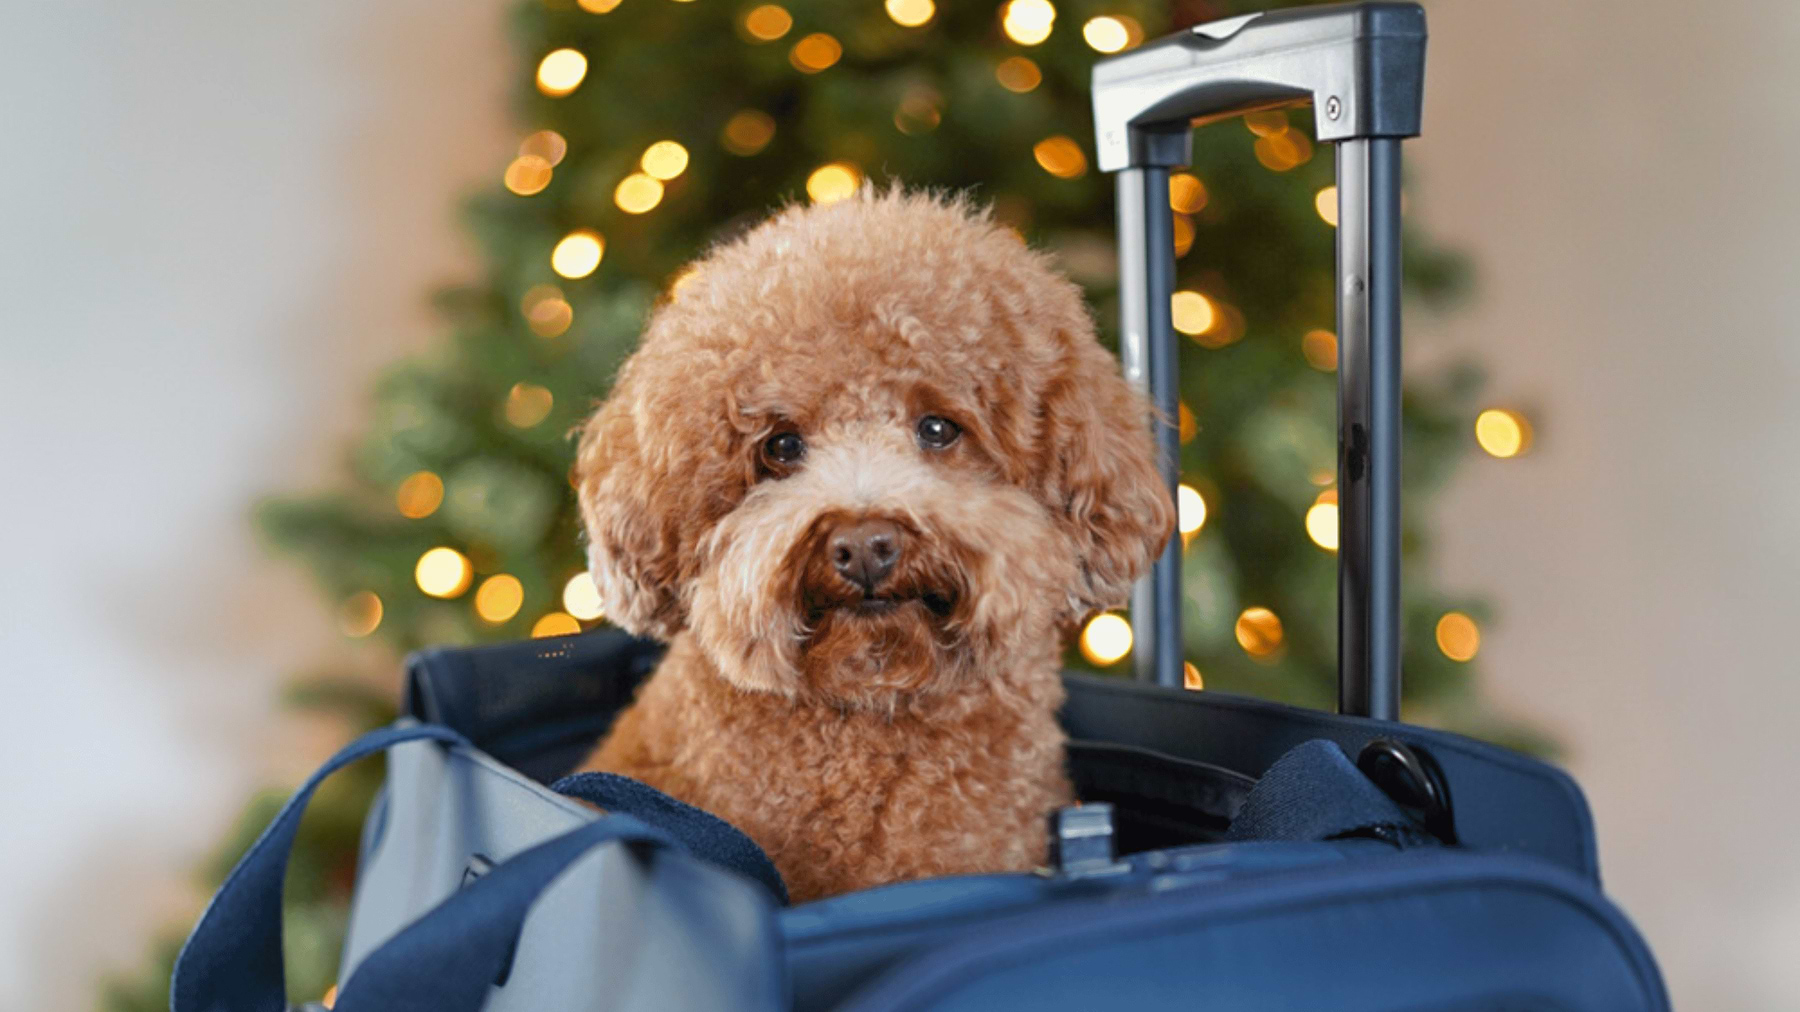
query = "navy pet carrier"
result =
(172, 5, 1668, 1009)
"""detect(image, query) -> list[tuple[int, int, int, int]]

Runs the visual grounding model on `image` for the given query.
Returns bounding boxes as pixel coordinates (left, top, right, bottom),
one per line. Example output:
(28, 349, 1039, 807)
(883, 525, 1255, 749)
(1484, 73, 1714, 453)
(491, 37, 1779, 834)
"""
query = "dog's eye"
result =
(916, 415, 961, 449)
(762, 431, 806, 466)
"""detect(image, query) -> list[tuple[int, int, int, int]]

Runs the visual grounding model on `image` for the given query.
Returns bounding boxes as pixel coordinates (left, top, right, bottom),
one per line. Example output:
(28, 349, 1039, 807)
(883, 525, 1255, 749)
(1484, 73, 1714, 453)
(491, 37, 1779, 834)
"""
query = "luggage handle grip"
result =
(1094, 3, 1424, 720)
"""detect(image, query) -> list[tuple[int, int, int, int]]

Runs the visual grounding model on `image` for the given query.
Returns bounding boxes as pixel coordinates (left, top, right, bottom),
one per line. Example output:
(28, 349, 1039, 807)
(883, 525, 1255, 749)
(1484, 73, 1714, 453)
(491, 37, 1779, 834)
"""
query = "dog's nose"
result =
(830, 519, 902, 594)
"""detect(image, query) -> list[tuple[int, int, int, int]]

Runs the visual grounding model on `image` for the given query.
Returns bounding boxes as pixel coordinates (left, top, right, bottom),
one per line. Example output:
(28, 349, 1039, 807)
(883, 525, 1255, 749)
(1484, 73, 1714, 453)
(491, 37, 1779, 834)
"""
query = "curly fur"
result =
(573, 188, 1174, 903)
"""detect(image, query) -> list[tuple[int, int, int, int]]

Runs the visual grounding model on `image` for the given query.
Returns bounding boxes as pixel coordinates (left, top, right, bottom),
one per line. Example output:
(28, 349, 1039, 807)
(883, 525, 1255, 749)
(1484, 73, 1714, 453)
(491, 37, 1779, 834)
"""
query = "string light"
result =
(789, 33, 842, 73)
(1305, 489, 1338, 552)
(1475, 409, 1533, 458)
(519, 130, 567, 166)
(1080, 613, 1132, 665)
(806, 162, 861, 203)
(415, 547, 473, 599)
(1235, 606, 1284, 656)
(1002, 0, 1056, 46)
(1083, 16, 1130, 53)
(741, 4, 793, 41)
(722, 110, 776, 155)
(640, 141, 689, 180)
(536, 49, 588, 97)
(396, 471, 444, 519)
(614, 173, 664, 213)
(995, 56, 1041, 92)
(669, 266, 701, 300)
(1436, 611, 1481, 662)
(578, 0, 622, 11)
(1171, 214, 1195, 257)
(1302, 329, 1337, 371)
(532, 612, 583, 638)
(1032, 136, 1086, 179)
(1178, 402, 1197, 444)
(504, 382, 554, 428)
(1244, 110, 1288, 136)
(1315, 185, 1338, 226)
(1254, 130, 1312, 171)
(563, 572, 606, 621)
(474, 574, 525, 624)
(886, 0, 935, 28)
(551, 229, 604, 278)
(1177, 483, 1207, 537)
(1183, 662, 1204, 691)
(503, 155, 553, 196)
(1168, 172, 1207, 214)
(894, 89, 942, 134)
(1193, 302, 1246, 349)
(1171, 290, 1215, 336)
(521, 284, 572, 338)
(338, 591, 383, 638)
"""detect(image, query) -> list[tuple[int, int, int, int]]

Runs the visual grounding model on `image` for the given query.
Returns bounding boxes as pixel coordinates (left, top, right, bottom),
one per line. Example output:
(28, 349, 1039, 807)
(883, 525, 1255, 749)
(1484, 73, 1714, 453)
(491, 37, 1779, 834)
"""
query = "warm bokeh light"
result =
(1315, 185, 1338, 226)
(722, 110, 776, 155)
(995, 56, 1041, 92)
(578, 0, 622, 11)
(1168, 172, 1207, 214)
(1235, 606, 1284, 656)
(886, 0, 935, 28)
(1302, 329, 1337, 371)
(519, 130, 568, 166)
(1244, 110, 1288, 137)
(1178, 402, 1197, 445)
(789, 33, 842, 73)
(1436, 611, 1481, 662)
(503, 155, 553, 196)
(1306, 489, 1339, 552)
(1476, 408, 1533, 458)
(551, 229, 604, 278)
(894, 90, 942, 134)
(614, 172, 665, 214)
(1032, 135, 1086, 179)
(563, 572, 606, 621)
(1171, 214, 1195, 258)
(531, 611, 583, 638)
(1254, 129, 1313, 171)
(741, 4, 792, 41)
(338, 591, 383, 638)
(521, 284, 573, 338)
(1083, 16, 1130, 53)
(669, 266, 701, 300)
(1177, 483, 1207, 536)
(1183, 661, 1204, 691)
(1002, 0, 1057, 45)
(415, 547, 473, 599)
(640, 140, 689, 180)
(807, 162, 861, 203)
(395, 470, 444, 519)
(536, 49, 588, 97)
(1192, 302, 1245, 349)
(1171, 290, 1216, 336)
(1080, 612, 1132, 665)
(504, 382, 554, 428)
(474, 574, 525, 624)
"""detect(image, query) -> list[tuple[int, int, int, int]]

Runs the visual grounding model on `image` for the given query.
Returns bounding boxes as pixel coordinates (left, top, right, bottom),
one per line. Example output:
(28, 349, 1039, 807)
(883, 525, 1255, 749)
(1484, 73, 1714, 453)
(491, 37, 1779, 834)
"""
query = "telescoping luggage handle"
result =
(1092, 2, 1425, 719)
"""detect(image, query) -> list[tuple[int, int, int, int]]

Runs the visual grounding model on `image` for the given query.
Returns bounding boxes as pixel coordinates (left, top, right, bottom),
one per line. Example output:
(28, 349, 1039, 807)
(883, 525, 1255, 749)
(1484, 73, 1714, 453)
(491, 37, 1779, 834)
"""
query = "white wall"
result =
(0, 2, 512, 1008)
(1417, 2, 1800, 1007)
(1, 0, 1796, 1009)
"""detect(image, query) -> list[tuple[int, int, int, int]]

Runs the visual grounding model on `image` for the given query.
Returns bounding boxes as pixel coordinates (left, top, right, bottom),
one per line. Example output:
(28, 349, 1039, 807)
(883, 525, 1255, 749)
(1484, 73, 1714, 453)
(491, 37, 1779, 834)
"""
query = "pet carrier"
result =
(172, 4, 1667, 1009)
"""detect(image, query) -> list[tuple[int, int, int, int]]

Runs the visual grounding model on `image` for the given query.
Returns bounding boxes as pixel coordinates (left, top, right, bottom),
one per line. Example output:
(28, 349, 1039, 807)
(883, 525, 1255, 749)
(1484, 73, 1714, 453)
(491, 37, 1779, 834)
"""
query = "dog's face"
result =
(575, 191, 1173, 708)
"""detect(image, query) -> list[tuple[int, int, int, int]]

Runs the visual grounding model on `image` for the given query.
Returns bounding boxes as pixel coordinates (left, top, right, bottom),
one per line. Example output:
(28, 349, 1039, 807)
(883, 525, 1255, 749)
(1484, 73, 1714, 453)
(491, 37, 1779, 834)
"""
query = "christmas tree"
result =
(105, 0, 1541, 1005)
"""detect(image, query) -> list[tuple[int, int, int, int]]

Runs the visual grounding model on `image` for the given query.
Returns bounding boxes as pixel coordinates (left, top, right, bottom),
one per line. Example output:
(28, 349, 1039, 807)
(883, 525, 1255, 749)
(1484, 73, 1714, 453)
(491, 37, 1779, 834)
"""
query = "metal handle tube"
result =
(1116, 166, 1185, 688)
(1335, 137, 1403, 720)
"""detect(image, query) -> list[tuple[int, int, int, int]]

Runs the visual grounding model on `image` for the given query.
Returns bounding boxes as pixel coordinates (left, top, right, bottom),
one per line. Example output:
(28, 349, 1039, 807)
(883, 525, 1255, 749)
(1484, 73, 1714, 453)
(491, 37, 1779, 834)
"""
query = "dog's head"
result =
(574, 189, 1173, 707)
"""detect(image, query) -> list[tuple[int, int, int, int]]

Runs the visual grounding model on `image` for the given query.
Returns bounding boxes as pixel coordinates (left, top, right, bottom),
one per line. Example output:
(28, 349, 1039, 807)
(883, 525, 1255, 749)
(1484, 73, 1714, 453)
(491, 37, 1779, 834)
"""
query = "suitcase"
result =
(170, 5, 1669, 1010)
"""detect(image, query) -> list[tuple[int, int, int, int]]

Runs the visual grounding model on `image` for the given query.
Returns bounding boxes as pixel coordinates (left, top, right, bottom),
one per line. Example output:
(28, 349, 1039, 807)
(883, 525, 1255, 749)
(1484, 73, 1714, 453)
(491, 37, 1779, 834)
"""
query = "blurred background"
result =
(1, 0, 1795, 1008)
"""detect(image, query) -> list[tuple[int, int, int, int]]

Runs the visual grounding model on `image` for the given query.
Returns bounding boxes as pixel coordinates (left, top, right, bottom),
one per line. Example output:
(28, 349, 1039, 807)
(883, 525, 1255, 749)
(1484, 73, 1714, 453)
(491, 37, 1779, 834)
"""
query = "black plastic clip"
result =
(1048, 803, 1129, 878)
(1356, 739, 1457, 845)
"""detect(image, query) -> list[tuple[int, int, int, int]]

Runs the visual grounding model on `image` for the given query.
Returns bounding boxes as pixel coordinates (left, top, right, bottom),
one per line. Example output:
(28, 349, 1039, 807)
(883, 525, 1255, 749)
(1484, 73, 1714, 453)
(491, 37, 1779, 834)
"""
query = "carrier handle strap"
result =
(1094, 2, 1425, 718)
(170, 723, 472, 1012)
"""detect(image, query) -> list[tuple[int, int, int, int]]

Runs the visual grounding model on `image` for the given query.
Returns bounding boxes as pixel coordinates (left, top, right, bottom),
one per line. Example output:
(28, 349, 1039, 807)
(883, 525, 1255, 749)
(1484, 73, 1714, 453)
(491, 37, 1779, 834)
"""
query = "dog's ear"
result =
(1037, 336, 1176, 623)
(572, 355, 750, 641)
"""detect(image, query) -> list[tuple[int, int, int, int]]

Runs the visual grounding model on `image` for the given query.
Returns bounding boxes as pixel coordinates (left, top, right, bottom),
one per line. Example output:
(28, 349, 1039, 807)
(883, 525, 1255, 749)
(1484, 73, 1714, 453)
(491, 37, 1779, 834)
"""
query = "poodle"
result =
(572, 188, 1174, 903)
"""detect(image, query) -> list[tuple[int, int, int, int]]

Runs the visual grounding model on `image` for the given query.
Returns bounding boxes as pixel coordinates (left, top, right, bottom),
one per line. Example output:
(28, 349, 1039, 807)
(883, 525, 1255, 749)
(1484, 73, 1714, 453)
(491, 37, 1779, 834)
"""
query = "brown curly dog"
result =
(572, 188, 1173, 903)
